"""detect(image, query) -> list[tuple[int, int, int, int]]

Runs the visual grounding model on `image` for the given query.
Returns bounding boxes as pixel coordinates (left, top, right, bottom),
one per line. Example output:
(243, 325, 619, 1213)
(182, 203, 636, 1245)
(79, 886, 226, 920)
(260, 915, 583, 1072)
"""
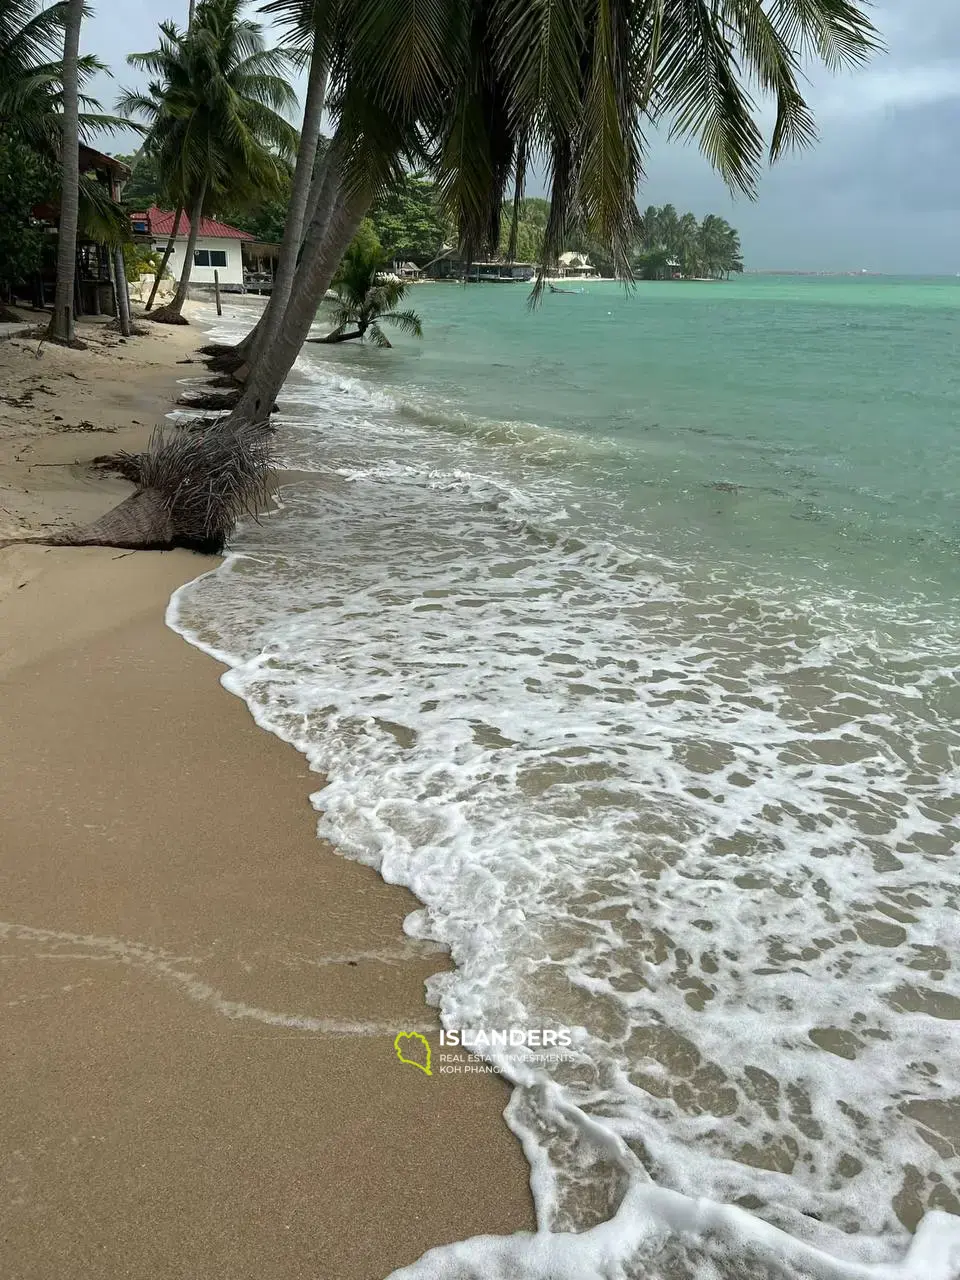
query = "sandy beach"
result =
(0, 311, 534, 1279)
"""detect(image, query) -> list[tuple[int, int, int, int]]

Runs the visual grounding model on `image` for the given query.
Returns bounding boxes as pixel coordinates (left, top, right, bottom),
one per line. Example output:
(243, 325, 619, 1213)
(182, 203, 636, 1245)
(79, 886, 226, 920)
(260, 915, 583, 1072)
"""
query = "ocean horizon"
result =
(171, 276, 960, 1279)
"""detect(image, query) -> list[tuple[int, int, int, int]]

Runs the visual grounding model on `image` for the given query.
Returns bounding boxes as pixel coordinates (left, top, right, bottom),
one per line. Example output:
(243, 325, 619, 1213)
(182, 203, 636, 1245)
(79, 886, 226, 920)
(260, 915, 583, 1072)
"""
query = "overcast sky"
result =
(83, 0, 959, 273)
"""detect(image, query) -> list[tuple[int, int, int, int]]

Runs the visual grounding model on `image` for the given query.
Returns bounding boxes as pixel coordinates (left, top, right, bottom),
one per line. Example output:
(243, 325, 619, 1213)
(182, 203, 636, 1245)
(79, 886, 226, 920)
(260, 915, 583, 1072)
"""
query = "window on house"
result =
(193, 249, 228, 268)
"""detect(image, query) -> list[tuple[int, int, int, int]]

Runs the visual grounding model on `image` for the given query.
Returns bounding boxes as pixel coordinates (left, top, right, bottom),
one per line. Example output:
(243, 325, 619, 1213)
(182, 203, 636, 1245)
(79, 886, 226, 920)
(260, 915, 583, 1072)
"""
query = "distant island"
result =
(744, 269, 884, 277)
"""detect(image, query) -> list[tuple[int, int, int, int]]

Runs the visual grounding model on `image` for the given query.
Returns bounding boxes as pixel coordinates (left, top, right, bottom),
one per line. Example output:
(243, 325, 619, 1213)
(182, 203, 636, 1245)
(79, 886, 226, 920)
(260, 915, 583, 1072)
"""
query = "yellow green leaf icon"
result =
(394, 1031, 432, 1076)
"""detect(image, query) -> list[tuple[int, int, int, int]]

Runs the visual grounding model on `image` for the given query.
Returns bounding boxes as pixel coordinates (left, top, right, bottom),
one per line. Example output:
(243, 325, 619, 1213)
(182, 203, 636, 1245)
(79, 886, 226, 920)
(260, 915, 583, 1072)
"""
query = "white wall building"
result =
(557, 251, 597, 279)
(132, 207, 253, 291)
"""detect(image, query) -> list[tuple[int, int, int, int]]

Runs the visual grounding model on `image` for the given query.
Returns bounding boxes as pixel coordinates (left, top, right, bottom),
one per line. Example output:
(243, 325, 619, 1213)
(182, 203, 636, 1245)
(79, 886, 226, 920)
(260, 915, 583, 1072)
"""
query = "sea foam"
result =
(170, 310, 960, 1278)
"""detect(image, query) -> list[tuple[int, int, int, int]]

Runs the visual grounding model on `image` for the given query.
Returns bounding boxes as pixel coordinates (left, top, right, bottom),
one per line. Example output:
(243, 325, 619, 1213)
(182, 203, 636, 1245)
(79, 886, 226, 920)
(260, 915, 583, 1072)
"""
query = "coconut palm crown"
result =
(0, 0, 123, 150)
(118, 0, 299, 217)
(117, 0, 300, 320)
(321, 223, 423, 347)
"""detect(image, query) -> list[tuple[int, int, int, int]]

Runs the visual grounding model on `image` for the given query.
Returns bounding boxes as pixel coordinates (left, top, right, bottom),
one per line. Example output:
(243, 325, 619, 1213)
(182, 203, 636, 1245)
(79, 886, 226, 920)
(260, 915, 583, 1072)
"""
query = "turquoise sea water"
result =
(315, 275, 960, 595)
(172, 279, 960, 1279)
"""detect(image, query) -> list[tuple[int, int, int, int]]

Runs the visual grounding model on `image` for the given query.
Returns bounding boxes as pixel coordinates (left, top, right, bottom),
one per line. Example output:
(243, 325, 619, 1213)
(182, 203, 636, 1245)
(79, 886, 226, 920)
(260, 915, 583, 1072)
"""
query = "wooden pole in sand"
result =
(214, 269, 222, 316)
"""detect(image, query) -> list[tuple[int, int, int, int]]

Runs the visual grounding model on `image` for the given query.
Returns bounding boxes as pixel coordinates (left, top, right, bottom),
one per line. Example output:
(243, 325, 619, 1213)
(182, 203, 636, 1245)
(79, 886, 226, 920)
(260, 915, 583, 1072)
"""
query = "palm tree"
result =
(0, 1, 129, 337)
(0, 0, 64, 128)
(0, 0, 119, 151)
(222, 0, 879, 430)
(44, 0, 880, 551)
(698, 215, 745, 279)
(47, 0, 82, 345)
(231, 0, 335, 370)
(316, 222, 422, 346)
(119, 0, 298, 324)
(675, 211, 701, 277)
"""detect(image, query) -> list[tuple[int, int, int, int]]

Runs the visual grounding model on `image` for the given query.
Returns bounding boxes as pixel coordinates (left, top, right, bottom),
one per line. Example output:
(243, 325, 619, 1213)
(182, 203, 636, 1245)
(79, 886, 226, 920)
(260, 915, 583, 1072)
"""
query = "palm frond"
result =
(366, 321, 392, 348)
(381, 307, 422, 337)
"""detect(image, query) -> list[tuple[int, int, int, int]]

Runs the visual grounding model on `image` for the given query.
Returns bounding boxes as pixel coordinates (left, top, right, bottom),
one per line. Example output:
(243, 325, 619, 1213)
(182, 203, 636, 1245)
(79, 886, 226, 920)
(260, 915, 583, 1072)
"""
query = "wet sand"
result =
(0, 311, 534, 1279)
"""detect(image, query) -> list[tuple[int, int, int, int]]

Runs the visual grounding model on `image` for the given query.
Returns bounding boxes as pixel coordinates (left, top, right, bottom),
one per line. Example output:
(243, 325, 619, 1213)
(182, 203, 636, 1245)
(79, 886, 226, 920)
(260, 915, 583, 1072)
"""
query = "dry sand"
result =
(0, 309, 535, 1278)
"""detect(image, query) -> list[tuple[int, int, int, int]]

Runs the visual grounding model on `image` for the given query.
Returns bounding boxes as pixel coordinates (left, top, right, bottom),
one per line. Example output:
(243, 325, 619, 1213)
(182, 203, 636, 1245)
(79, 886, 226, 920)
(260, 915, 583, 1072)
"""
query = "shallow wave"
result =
(169, 329, 960, 1278)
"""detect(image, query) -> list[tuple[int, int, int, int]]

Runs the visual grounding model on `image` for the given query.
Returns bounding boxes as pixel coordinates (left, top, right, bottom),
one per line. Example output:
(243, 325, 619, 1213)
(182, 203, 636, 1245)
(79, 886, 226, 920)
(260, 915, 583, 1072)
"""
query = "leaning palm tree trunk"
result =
(316, 329, 362, 343)
(47, 0, 83, 345)
(150, 183, 207, 324)
(238, 50, 328, 370)
(226, 177, 371, 427)
(234, 157, 341, 379)
(145, 206, 183, 311)
(233, 151, 336, 367)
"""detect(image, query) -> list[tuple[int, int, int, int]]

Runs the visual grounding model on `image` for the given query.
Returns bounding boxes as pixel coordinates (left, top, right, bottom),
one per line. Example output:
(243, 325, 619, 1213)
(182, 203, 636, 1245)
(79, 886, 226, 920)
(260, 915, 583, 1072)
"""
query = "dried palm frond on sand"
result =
(2, 420, 274, 554)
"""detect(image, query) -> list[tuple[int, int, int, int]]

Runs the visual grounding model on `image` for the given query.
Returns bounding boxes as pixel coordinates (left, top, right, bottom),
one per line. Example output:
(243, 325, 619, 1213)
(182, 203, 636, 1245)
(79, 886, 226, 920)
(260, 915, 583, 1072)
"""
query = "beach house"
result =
(556, 251, 597, 279)
(130, 207, 254, 293)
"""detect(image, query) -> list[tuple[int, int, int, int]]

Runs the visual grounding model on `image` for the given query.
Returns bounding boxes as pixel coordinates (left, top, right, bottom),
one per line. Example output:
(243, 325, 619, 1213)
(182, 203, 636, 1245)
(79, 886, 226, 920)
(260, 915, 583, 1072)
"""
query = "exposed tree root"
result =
(205, 353, 248, 376)
(106, 318, 150, 336)
(177, 391, 280, 416)
(196, 343, 237, 357)
(146, 305, 190, 326)
(177, 389, 242, 411)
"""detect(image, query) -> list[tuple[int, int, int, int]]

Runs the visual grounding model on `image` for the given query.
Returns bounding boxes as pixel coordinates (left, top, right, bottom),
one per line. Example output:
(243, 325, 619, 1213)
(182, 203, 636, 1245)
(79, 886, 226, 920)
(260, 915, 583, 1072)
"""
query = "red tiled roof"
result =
(137, 206, 254, 241)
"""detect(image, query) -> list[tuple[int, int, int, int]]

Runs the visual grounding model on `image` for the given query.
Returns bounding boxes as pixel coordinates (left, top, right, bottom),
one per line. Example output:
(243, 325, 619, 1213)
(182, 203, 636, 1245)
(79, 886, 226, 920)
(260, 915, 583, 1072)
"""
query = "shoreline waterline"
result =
(0, 314, 535, 1279)
(170, 285, 960, 1279)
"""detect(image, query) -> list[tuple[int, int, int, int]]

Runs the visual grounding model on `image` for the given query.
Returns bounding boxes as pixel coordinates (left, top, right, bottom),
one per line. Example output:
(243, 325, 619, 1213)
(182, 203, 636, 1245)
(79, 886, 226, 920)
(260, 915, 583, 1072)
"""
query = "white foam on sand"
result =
(168, 337, 960, 1278)
(0, 921, 427, 1036)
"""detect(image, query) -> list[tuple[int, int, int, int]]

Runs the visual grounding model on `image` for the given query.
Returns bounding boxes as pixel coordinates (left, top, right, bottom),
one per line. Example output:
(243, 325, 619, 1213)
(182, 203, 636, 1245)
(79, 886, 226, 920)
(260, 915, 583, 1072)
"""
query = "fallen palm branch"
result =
(106, 318, 150, 337)
(91, 452, 145, 483)
(2, 421, 275, 554)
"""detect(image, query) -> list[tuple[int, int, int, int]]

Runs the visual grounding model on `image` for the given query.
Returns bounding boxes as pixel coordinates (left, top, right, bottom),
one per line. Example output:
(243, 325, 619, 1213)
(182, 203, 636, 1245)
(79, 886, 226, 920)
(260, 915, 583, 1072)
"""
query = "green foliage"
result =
(220, 172, 292, 242)
(219, 136, 331, 242)
(371, 173, 447, 263)
(497, 197, 549, 262)
(340, 217, 384, 268)
(0, 0, 129, 295)
(123, 241, 165, 282)
(350, 176, 746, 280)
(299, 0, 875, 306)
(0, 130, 52, 295)
(325, 222, 423, 348)
(0, 0, 124, 157)
(636, 205, 744, 279)
(115, 151, 162, 209)
(118, 0, 299, 220)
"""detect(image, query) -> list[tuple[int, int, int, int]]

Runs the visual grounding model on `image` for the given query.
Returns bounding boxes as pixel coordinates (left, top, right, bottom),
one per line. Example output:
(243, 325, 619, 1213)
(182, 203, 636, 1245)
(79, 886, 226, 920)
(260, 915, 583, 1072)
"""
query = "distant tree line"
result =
(119, 163, 745, 280)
